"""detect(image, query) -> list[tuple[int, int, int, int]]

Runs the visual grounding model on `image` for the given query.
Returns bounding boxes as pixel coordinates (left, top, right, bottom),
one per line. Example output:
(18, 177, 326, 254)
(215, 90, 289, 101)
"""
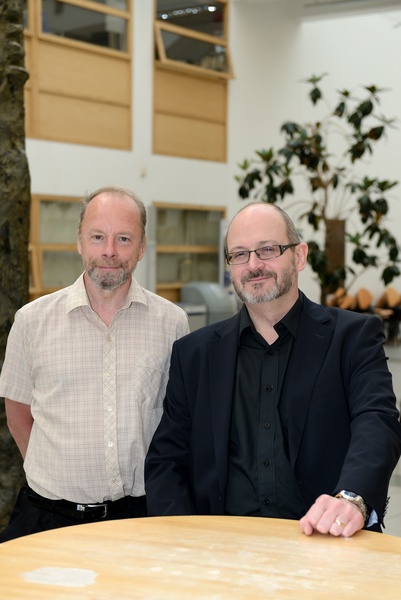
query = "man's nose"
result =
(102, 238, 117, 256)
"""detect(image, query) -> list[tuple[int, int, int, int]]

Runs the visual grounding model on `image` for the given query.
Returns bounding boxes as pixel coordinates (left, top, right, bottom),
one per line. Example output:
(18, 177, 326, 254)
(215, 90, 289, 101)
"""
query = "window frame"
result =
(154, 0, 233, 80)
(23, 0, 133, 149)
(29, 194, 83, 299)
(36, 0, 132, 56)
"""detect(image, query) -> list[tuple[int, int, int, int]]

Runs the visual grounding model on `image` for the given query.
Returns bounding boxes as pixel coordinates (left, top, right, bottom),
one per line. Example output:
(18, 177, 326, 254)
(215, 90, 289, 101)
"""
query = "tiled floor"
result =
(382, 342, 401, 537)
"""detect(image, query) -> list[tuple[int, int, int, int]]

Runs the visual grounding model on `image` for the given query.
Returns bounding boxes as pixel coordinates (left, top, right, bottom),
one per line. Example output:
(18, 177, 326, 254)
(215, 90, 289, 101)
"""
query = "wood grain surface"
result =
(1, 515, 400, 598)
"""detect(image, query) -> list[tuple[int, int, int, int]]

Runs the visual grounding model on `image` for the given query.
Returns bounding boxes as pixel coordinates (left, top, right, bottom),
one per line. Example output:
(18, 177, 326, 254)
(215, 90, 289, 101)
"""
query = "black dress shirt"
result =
(225, 295, 307, 518)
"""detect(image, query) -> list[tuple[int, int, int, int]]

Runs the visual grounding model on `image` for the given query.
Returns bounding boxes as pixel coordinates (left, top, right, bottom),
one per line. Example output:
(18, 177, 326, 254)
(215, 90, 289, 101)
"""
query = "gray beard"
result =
(87, 265, 130, 291)
(232, 261, 297, 305)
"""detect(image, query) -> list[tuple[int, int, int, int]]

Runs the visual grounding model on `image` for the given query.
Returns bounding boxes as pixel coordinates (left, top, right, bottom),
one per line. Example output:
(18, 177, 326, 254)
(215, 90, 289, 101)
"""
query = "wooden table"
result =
(1, 515, 401, 598)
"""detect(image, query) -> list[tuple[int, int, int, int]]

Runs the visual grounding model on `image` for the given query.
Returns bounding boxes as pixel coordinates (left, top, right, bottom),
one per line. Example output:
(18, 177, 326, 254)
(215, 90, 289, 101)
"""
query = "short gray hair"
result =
(78, 186, 147, 241)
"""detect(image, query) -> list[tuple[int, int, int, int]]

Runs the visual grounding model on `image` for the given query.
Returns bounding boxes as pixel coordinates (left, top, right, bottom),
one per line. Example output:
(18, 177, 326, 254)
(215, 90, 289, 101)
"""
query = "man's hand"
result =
(299, 494, 364, 538)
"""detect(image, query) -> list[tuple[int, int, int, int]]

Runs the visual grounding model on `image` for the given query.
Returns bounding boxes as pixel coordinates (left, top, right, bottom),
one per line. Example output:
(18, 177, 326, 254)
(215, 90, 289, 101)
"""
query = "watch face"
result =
(344, 491, 358, 499)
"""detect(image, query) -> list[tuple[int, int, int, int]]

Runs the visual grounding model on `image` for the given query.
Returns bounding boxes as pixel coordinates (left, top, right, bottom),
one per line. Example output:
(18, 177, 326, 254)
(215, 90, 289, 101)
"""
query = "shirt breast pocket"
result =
(126, 353, 170, 409)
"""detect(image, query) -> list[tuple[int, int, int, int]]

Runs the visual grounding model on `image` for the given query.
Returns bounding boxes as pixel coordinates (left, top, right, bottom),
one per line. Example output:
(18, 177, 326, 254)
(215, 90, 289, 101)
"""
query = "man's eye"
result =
(233, 251, 247, 259)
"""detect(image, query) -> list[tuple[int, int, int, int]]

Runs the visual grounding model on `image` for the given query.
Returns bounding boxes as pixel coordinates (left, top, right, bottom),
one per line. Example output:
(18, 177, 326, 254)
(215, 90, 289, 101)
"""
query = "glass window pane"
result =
(157, 208, 186, 244)
(23, 0, 28, 28)
(156, 208, 221, 244)
(160, 30, 227, 73)
(157, 253, 218, 283)
(86, 0, 128, 8)
(184, 210, 221, 244)
(42, 251, 83, 287)
(157, 1, 224, 37)
(42, 0, 127, 51)
(39, 200, 81, 244)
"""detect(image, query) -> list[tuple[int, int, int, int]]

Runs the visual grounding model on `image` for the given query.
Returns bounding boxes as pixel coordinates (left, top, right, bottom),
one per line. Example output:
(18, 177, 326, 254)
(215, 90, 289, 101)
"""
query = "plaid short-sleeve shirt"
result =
(0, 275, 189, 503)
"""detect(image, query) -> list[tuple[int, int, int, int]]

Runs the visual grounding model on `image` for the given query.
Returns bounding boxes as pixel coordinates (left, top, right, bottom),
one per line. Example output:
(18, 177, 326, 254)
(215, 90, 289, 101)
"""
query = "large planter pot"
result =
(325, 218, 345, 272)
(322, 218, 345, 304)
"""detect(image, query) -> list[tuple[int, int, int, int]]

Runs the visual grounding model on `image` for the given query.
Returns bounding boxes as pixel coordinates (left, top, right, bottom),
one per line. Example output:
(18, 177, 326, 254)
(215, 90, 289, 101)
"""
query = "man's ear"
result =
(138, 236, 147, 262)
(296, 242, 309, 272)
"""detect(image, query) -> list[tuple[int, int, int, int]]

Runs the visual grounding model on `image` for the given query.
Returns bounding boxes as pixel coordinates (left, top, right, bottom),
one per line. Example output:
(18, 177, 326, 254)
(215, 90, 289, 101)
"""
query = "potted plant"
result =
(236, 74, 400, 304)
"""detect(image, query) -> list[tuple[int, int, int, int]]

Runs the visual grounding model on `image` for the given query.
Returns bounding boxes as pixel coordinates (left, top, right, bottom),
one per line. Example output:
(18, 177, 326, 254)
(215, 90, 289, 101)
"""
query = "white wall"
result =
(26, 0, 401, 301)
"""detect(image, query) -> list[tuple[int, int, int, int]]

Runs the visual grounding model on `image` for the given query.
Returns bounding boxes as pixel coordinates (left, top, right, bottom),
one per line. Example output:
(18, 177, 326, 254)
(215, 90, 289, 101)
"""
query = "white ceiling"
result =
(232, 0, 401, 14)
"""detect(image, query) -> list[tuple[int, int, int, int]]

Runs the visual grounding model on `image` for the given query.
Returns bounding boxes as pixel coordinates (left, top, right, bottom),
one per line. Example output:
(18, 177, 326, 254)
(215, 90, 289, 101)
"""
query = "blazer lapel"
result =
(208, 316, 240, 491)
(287, 297, 335, 467)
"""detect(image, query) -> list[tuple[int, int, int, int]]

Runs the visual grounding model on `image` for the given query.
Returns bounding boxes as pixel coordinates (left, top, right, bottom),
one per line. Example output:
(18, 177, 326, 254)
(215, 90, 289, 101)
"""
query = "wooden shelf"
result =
(157, 282, 184, 290)
(157, 245, 219, 253)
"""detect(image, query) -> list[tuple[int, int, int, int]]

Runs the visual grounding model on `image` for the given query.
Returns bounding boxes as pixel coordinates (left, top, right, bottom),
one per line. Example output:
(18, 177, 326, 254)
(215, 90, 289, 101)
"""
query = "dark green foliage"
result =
(235, 74, 400, 301)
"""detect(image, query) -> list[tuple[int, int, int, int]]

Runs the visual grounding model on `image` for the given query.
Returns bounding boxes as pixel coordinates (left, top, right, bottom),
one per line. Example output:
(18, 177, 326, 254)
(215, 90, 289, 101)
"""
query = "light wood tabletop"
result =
(1, 515, 401, 599)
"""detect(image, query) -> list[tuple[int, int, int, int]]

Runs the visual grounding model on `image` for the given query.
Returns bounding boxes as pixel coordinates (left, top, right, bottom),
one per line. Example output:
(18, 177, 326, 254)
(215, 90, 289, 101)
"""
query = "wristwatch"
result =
(335, 490, 368, 522)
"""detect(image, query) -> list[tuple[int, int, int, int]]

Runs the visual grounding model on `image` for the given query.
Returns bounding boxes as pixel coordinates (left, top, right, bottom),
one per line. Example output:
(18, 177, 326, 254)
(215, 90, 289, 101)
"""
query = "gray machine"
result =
(181, 282, 238, 325)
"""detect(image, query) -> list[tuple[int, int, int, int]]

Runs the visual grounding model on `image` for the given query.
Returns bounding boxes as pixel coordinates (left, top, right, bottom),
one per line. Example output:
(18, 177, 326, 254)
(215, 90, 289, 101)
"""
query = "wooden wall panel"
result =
(153, 68, 227, 162)
(23, 35, 33, 136)
(23, 36, 32, 85)
(24, 90, 32, 136)
(154, 113, 226, 162)
(154, 69, 226, 122)
(37, 94, 131, 149)
(23, 31, 131, 149)
(37, 41, 130, 105)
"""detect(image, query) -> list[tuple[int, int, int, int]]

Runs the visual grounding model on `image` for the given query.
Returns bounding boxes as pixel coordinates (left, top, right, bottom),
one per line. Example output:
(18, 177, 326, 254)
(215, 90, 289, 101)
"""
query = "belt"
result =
(27, 490, 145, 520)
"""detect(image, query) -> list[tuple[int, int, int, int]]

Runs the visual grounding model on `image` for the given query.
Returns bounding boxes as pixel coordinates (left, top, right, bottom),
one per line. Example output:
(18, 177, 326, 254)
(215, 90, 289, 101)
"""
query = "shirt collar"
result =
(65, 273, 148, 314)
(239, 292, 303, 339)
(280, 292, 302, 338)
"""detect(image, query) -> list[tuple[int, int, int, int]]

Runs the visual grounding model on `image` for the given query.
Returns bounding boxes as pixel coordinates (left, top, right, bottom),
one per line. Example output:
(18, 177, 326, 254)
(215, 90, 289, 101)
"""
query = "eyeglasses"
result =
(226, 244, 299, 265)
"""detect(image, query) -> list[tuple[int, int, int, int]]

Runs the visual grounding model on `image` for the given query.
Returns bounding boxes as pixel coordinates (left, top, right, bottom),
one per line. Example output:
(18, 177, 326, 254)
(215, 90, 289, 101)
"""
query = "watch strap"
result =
(335, 490, 368, 523)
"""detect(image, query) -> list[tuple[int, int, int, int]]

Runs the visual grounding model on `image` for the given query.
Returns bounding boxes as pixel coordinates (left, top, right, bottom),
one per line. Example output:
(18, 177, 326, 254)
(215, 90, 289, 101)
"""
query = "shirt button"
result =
(264, 460, 270, 466)
(266, 385, 274, 392)
(107, 441, 113, 448)
(263, 498, 270, 506)
(107, 405, 113, 412)
(264, 422, 271, 429)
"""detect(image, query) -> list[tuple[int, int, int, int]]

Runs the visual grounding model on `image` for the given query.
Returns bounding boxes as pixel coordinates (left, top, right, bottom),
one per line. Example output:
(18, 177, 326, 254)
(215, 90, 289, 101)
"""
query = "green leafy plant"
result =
(236, 74, 400, 304)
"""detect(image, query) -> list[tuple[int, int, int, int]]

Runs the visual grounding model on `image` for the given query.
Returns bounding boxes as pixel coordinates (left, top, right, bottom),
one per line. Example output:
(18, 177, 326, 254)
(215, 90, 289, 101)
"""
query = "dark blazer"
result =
(145, 292, 401, 527)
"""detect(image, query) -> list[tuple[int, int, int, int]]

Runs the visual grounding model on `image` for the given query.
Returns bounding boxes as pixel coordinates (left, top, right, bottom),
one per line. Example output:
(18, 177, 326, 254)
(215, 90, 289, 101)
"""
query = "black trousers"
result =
(0, 483, 147, 543)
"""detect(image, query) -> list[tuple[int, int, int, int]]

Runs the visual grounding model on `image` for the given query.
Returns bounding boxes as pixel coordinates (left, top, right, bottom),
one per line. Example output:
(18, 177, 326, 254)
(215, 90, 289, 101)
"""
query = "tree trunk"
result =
(0, 0, 31, 530)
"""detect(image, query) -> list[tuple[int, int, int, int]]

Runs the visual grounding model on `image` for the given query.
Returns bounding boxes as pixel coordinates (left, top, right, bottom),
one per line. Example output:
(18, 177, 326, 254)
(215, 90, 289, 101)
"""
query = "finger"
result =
(330, 516, 362, 538)
(298, 516, 314, 536)
(335, 518, 346, 528)
(339, 519, 360, 538)
(329, 517, 346, 537)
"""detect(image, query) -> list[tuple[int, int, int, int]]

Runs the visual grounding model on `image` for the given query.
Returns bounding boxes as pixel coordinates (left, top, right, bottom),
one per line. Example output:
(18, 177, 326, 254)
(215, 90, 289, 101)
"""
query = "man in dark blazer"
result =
(145, 202, 401, 537)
